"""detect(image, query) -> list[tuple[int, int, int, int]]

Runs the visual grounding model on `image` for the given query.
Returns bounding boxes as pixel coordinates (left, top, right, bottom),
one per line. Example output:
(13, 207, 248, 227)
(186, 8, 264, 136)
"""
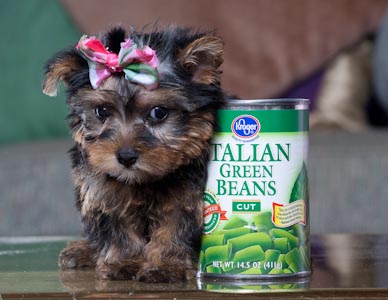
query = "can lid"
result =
(225, 98, 310, 107)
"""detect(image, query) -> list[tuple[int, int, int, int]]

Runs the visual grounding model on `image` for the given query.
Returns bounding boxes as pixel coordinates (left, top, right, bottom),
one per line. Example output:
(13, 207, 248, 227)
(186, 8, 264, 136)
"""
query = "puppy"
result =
(42, 26, 225, 282)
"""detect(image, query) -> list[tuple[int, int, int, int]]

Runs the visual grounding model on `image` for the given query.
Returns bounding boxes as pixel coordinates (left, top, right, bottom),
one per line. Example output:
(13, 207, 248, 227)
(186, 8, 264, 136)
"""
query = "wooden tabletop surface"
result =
(0, 234, 387, 299)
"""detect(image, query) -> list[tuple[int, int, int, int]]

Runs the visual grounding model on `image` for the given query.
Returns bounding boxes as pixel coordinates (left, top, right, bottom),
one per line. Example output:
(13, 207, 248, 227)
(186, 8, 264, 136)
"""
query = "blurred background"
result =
(1, 0, 388, 236)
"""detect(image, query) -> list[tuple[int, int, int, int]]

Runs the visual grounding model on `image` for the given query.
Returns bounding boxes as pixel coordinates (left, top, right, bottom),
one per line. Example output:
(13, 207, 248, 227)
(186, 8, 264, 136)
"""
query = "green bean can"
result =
(198, 99, 310, 279)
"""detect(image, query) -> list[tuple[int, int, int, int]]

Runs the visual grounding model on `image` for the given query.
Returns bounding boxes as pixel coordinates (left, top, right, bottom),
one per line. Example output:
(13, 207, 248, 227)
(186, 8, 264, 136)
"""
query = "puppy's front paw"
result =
(137, 265, 196, 283)
(96, 260, 139, 280)
(59, 240, 95, 269)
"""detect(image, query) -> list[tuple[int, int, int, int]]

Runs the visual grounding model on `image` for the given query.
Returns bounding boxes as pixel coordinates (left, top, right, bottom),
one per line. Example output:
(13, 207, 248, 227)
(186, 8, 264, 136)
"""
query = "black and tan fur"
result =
(42, 26, 225, 282)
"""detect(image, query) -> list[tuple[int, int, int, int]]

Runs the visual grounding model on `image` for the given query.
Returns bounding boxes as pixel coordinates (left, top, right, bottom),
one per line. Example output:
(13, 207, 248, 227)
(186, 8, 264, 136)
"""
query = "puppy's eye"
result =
(95, 105, 111, 121)
(148, 106, 168, 122)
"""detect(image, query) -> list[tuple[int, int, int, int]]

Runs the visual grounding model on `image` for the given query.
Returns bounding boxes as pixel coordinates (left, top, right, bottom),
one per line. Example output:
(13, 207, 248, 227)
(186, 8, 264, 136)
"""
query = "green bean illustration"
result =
(222, 215, 248, 230)
(218, 227, 251, 240)
(205, 243, 232, 264)
(270, 228, 299, 249)
(268, 268, 282, 275)
(299, 246, 309, 269)
(264, 249, 281, 262)
(289, 163, 308, 203)
(283, 268, 292, 274)
(253, 211, 275, 231)
(273, 237, 288, 253)
(201, 234, 225, 251)
(228, 232, 272, 252)
(206, 265, 223, 274)
(285, 247, 307, 273)
(277, 254, 286, 267)
(199, 251, 206, 270)
(233, 245, 265, 263)
(239, 268, 263, 276)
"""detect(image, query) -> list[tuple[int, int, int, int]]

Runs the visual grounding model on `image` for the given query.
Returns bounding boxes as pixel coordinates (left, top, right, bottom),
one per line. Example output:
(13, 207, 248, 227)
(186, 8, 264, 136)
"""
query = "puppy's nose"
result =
(117, 148, 138, 168)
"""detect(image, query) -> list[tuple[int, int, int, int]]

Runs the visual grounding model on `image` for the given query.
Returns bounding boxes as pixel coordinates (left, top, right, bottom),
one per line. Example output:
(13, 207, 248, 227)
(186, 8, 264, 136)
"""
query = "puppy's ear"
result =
(179, 35, 224, 85)
(42, 49, 86, 97)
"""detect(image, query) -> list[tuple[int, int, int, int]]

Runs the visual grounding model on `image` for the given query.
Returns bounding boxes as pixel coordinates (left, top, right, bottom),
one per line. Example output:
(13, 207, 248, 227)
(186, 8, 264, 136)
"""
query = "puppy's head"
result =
(43, 26, 224, 183)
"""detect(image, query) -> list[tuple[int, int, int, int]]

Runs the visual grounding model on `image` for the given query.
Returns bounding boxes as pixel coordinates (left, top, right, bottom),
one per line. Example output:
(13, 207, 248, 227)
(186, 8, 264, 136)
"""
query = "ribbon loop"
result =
(76, 35, 159, 90)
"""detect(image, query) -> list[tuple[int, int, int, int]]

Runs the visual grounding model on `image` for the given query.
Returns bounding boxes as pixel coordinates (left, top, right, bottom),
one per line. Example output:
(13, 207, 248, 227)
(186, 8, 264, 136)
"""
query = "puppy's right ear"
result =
(42, 49, 86, 97)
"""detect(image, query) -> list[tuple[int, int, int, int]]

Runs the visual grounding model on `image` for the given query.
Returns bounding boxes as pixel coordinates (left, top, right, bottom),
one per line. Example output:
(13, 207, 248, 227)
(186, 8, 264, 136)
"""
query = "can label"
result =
(199, 108, 310, 277)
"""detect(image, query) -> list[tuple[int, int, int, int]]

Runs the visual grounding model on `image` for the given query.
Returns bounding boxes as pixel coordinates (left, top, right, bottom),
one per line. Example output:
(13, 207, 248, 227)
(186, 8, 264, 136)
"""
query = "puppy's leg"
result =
(95, 229, 147, 280)
(137, 204, 202, 283)
(59, 240, 96, 269)
(96, 257, 141, 280)
(96, 247, 141, 280)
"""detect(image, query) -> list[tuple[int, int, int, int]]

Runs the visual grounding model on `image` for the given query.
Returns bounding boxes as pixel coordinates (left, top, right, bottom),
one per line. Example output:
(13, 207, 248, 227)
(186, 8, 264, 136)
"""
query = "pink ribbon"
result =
(76, 35, 159, 89)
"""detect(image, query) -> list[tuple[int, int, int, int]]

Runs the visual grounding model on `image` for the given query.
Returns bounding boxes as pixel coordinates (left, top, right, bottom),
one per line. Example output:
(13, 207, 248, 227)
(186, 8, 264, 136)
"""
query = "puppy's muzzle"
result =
(117, 148, 138, 168)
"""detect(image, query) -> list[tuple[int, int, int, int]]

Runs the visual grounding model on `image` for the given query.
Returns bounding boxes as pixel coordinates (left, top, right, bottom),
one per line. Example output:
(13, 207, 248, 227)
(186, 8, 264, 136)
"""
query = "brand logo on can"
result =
(232, 115, 260, 139)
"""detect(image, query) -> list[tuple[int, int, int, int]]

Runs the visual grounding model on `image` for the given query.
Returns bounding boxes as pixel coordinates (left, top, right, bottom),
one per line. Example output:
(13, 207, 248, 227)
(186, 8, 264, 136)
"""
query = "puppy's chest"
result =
(78, 177, 144, 217)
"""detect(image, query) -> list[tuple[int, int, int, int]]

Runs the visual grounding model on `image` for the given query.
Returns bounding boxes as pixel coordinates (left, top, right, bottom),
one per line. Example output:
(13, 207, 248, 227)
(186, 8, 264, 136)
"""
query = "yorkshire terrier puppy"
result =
(42, 26, 225, 282)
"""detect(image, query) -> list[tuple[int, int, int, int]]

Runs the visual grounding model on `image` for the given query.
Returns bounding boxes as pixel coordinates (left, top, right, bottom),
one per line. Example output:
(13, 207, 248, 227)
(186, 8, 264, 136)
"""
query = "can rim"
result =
(197, 270, 312, 281)
(225, 98, 310, 106)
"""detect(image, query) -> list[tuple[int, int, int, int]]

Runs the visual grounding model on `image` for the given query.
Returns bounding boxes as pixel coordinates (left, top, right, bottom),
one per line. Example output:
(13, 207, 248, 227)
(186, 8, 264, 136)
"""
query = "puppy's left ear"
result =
(179, 35, 224, 85)
(42, 49, 86, 97)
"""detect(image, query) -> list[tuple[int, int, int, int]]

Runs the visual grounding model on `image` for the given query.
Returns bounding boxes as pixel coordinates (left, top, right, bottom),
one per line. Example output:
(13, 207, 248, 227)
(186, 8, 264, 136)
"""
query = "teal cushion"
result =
(0, 0, 80, 145)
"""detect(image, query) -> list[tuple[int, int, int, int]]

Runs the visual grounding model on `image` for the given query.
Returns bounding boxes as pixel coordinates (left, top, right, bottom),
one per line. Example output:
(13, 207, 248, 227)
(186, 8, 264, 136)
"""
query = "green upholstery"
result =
(0, 0, 79, 145)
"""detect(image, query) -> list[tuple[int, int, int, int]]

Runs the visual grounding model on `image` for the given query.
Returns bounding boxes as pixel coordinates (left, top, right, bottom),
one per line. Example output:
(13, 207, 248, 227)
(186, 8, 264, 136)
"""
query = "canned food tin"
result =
(198, 99, 310, 279)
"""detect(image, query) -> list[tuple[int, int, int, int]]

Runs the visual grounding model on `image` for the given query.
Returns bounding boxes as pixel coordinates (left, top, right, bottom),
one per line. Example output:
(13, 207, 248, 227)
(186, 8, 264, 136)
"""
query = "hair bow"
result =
(76, 35, 159, 90)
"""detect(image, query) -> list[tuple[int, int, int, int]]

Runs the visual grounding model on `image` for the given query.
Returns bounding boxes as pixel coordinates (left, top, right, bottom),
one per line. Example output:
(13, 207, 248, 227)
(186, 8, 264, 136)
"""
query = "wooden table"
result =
(0, 234, 387, 299)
